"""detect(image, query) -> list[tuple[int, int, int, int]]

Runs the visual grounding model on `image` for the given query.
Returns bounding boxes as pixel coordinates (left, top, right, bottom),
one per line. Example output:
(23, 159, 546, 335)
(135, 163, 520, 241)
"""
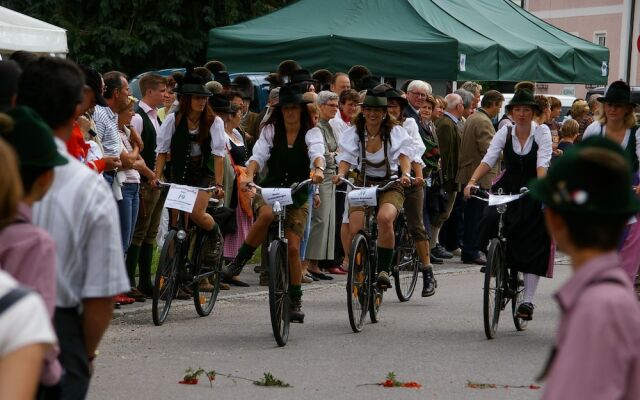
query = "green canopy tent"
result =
(208, 0, 609, 84)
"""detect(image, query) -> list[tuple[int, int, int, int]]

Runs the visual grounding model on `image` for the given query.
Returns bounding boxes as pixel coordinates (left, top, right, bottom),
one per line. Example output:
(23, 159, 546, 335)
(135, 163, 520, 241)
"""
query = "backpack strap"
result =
(0, 287, 32, 316)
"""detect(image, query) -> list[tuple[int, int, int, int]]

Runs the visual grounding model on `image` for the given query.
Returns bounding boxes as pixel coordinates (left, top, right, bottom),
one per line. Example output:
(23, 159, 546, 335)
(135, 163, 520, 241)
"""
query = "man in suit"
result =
(456, 90, 504, 264)
(431, 93, 463, 259)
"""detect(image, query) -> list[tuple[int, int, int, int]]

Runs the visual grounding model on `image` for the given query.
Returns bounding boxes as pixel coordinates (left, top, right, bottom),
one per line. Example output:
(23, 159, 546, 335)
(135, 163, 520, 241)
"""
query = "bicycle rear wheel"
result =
(347, 233, 370, 332)
(483, 238, 504, 339)
(268, 240, 290, 347)
(511, 271, 528, 331)
(152, 230, 180, 326)
(392, 218, 418, 302)
(193, 229, 223, 317)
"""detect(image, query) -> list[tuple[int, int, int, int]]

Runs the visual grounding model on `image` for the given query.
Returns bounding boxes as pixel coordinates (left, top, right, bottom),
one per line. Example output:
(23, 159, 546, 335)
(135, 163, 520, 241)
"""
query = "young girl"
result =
(558, 119, 579, 153)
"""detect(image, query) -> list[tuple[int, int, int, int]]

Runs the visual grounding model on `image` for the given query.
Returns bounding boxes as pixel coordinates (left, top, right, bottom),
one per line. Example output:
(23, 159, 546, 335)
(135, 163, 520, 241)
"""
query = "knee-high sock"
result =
(523, 273, 540, 304)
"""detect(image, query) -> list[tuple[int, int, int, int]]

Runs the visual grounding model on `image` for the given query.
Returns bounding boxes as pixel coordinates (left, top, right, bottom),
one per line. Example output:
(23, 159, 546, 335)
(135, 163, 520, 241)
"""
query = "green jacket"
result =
(435, 114, 461, 193)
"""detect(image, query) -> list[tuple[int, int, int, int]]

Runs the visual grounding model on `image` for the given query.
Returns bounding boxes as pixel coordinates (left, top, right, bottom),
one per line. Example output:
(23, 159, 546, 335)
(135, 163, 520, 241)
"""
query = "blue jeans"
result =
(118, 183, 140, 253)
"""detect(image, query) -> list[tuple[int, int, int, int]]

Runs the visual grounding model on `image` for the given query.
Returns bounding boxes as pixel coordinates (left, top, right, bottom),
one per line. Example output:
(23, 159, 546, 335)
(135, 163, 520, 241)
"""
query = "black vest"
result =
(498, 128, 538, 193)
(135, 106, 161, 172)
(169, 115, 212, 184)
(260, 126, 310, 207)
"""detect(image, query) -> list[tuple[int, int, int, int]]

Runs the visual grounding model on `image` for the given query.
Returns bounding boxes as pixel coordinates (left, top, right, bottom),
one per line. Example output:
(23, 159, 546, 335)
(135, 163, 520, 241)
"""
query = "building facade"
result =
(524, 0, 639, 98)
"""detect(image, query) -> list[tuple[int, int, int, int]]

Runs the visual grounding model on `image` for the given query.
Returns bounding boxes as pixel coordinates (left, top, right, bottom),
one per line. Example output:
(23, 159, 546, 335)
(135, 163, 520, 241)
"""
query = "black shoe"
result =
(431, 244, 453, 259)
(309, 271, 333, 280)
(376, 271, 392, 288)
(430, 254, 444, 264)
(290, 295, 305, 323)
(421, 266, 437, 297)
(222, 258, 246, 279)
(222, 277, 250, 287)
(516, 302, 534, 321)
(462, 255, 487, 265)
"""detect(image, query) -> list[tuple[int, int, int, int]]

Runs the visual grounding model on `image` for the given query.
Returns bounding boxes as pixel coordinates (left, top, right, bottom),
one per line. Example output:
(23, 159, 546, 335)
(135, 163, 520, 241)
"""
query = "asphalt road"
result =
(89, 258, 572, 400)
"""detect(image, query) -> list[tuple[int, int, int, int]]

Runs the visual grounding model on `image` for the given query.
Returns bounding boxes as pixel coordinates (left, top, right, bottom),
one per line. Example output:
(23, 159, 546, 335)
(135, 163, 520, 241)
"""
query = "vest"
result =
(170, 115, 212, 184)
(317, 120, 338, 170)
(260, 126, 310, 207)
(136, 106, 161, 172)
(599, 125, 639, 173)
(497, 127, 538, 193)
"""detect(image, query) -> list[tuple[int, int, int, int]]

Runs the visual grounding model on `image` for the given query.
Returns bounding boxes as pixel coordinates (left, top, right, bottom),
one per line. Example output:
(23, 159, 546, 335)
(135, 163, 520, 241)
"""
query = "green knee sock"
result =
(236, 242, 257, 266)
(377, 247, 394, 274)
(138, 243, 154, 292)
(290, 285, 303, 299)
(125, 244, 141, 287)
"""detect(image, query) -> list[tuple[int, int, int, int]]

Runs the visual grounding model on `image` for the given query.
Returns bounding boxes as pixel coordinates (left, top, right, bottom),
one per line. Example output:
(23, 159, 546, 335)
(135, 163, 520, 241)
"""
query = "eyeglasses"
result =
(409, 91, 427, 98)
(323, 103, 339, 108)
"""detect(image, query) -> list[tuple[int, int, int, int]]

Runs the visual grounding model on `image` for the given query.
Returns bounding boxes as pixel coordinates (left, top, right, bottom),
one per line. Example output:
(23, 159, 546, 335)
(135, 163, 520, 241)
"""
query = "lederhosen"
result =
(499, 132, 552, 276)
(169, 115, 213, 186)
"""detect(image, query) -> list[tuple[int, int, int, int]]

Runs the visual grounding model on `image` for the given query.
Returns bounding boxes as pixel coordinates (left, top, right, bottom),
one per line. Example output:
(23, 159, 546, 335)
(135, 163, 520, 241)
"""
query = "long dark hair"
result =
(176, 94, 214, 146)
(354, 108, 398, 144)
(262, 103, 313, 137)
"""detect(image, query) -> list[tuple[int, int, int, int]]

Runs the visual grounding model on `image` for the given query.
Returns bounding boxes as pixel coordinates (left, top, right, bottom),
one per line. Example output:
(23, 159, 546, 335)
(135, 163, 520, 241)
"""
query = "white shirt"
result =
(481, 122, 552, 169)
(583, 121, 640, 164)
(0, 270, 56, 357)
(337, 125, 413, 177)
(93, 105, 122, 157)
(329, 113, 350, 144)
(155, 113, 226, 157)
(249, 124, 326, 170)
(33, 138, 130, 308)
(403, 118, 426, 167)
(131, 100, 160, 136)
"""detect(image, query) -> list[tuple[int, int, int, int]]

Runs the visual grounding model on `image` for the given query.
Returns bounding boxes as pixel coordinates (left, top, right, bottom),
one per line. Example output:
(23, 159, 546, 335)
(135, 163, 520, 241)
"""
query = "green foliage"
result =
(254, 372, 291, 387)
(1, 0, 297, 75)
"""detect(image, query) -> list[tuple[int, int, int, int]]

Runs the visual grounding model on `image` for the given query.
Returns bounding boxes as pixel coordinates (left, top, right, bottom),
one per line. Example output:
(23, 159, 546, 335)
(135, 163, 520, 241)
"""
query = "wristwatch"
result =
(315, 166, 325, 172)
(403, 172, 412, 178)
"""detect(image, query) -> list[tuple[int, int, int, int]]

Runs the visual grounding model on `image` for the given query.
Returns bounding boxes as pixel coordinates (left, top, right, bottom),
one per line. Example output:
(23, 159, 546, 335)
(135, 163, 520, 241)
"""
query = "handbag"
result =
(227, 147, 253, 218)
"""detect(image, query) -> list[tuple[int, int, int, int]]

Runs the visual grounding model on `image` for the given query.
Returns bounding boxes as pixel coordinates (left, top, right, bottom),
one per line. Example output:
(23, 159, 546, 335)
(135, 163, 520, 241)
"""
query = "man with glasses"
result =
(404, 80, 432, 124)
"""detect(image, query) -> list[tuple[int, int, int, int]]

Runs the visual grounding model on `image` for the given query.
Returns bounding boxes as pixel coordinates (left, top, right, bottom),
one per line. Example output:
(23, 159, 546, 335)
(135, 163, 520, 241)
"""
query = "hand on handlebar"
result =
(332, 173, 344, 185)
(399, 174, 412, 187)
(463, 184, 476, 199)
(413, 176, 425, 187)
(311, 169, 324, 184)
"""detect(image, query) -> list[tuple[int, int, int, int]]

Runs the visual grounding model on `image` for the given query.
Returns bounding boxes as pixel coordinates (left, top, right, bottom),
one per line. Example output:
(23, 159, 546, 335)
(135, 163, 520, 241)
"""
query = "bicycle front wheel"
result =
(392, 220, 418, 302)
(483, 238, 504, 339)
(193, 229, 223, 317)
(268, 240, 290, 347)
(152, 230, 180, 326)
(347, 232, 370, 332)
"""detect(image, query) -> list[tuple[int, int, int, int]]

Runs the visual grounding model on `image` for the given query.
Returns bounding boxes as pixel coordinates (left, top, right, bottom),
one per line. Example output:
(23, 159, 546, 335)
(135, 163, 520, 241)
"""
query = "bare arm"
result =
(82, 297, 115, 360)
(155, 153, 167, 181)
(0, 344, 47, 400)
(463, 162, 492, 198)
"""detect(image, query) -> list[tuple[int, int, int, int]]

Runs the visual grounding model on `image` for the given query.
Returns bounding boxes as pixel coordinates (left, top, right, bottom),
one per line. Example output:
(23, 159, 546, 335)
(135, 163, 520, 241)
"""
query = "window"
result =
(594, 32, 606, 47)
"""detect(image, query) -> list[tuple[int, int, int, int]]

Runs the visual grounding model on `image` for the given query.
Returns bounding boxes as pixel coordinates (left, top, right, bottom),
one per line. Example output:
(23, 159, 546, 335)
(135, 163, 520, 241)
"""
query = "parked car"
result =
(129, 69, 270, 111)
(586, 86, 640, 108)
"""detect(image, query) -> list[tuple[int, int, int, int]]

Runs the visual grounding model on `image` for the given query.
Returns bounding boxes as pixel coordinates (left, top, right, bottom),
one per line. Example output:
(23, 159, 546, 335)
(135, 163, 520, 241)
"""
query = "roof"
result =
(208, 0, 608, 84)
(0, 6, 67, 54)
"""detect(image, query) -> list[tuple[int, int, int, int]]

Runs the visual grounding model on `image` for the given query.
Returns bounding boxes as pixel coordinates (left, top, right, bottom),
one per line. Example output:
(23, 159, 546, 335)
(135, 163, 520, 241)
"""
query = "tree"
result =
(1, 0, 297, 76)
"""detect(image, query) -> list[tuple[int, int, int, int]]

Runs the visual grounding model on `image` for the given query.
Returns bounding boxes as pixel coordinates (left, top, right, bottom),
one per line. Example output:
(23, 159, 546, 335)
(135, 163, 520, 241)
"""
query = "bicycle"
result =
(471, 187, 529, 340)
(248, 179, 312, 347)
(340, 176, 402, 332)
(392, 206, 419, 302)
(152, 182, 224, 326)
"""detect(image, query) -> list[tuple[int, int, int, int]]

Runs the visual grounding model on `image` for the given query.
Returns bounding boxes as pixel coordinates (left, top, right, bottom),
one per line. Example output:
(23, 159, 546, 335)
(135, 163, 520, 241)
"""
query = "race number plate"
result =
(348, 187, 378, 207)
(261, 188, 294, 206)
(165, 184, 199, 213)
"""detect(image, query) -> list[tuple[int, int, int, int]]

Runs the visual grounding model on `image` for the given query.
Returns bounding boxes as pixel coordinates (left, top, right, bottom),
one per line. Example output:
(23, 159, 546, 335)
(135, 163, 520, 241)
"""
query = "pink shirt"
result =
(0, 202, 61, 385)
(543, 252, 640, 400)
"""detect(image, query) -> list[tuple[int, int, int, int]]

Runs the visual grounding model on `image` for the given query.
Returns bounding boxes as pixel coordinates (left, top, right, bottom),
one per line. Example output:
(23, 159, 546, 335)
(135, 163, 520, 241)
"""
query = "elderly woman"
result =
(222, 85, 325, 321)
(571, 99, 592, 140)
(463, 86, 553, 321)
(305, 91, 341, 280)
(583, 80, 640, 281)
(384, 88, 437, 296)
(333, 90, 413, 288)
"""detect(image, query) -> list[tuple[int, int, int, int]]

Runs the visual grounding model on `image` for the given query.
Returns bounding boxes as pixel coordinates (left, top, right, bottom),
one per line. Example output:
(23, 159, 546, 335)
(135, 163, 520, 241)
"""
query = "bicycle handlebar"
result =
(248, 179, 312, 194)
(338, 175, 402, 192)
(156, 181, 219, 194)
(469, 185, 529, 203)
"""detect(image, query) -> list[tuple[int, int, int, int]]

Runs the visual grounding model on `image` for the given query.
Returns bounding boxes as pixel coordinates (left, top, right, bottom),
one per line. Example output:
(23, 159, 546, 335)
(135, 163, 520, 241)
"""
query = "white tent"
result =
(0, 6, 67, 55)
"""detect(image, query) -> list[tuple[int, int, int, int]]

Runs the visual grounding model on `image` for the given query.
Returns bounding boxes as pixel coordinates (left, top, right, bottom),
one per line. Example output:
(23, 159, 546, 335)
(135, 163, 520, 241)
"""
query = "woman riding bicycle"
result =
(222, 85, 325, 321)
(582, 80, 640, 281)
(333, 89, 413, 288)
(463, 84, 553, 321)
(154, 68, 226, 234)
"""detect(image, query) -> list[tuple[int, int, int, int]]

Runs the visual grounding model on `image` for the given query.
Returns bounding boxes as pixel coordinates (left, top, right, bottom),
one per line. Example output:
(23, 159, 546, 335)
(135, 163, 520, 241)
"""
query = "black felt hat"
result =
(276, 85, 311, 107)
(597, 80, 636, 106)
(175, 65, 211, 97)
(360, 89, 388, 108)
(384, 88, 408, 109)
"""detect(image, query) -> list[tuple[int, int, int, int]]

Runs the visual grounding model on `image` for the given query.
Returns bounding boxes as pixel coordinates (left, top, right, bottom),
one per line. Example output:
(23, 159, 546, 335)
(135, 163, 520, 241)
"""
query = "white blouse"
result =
(583, 121, 640, 164)
(155, 113, 226, 157)
(329, 113, 350, 144)
(481, 122, 552, 169)
(402, 117, 426, 167)
(337, 125, 413, 177)
(248, 124, 326, 170)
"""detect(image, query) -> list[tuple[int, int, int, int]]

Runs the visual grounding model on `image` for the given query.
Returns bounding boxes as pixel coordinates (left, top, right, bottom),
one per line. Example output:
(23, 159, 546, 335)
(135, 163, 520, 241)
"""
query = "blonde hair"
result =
(0, 138, 23, 229)
(560, 119, 579, 139)
(571, 100, 589, 119)
(594, 103, 637, 128)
